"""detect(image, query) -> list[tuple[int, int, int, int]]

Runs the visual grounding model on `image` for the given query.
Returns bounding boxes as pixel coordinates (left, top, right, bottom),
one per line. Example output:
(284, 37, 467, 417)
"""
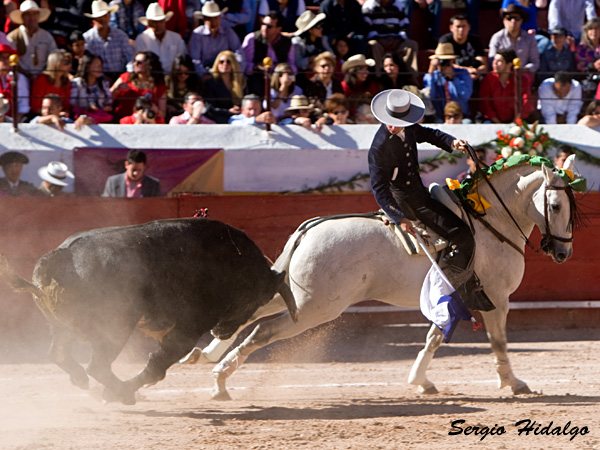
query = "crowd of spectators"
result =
(0, 0, 599, 128)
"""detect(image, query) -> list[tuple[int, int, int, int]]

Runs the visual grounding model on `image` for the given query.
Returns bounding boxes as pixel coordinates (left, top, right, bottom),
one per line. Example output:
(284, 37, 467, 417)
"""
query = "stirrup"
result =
(460, 276, 496, 312)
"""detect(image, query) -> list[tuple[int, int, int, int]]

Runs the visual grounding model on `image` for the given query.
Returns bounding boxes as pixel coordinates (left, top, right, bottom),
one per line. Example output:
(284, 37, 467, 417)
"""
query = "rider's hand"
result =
(453, 139, 469, 154)
(399, 218, 415, 235)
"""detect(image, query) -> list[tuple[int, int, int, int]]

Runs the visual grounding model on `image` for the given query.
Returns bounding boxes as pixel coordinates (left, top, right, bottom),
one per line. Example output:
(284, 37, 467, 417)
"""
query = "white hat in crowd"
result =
(9, 0, 51, 24)
(38, 161, 75, 187)
(194, 1, 228, 19)
(84, 0, 119, 19)
(139, 3, 174, 26)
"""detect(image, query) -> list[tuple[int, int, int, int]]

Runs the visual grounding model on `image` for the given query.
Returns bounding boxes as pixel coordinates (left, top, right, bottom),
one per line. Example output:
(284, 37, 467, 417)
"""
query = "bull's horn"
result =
(278, 278, 298, 323)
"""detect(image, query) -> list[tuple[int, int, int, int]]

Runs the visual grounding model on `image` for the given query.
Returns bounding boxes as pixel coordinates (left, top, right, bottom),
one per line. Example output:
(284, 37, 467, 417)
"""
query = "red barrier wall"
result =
(0, 193, 598, 357)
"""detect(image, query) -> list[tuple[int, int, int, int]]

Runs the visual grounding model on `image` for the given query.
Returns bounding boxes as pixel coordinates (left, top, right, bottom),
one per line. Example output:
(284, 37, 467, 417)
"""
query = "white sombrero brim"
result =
(84, 5, 120, 18)
(37, 167, 74, 187)
(293, 12, 326, 36)
(139, 11, 174, 25)
(370, 89, 425, 127)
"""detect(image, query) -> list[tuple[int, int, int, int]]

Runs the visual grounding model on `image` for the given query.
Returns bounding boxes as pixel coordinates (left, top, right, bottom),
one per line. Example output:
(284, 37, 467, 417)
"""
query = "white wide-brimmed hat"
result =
(9, 0, 51, 24)
(293, 10, 326, 36)
(341, 54, 375, 73)
(193, 1, 228, 19)
(0, 94, 9, 116)
(370, 89, 425, 127)
(38, 161, 74, 187)
(139, 3, 174, 26)
(84, 0, 119, 19)
(429, 42, 458, 60)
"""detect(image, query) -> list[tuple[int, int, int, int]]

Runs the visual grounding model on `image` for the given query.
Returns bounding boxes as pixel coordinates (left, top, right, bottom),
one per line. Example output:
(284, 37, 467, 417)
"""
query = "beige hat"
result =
(38, 161, 74, 187)
(429, 42, 458, 60)
(370, 89, 425, 127)
(293, 10, 326, 36)
(139, 3, 174, 26)
(193, 1, 228, 19)
(9, 0, 51, 25)
(0, 94, 9, 116)
(341, 54, 375, 73)
(84, 0, 119, 19)
(285, 95, 314, 111)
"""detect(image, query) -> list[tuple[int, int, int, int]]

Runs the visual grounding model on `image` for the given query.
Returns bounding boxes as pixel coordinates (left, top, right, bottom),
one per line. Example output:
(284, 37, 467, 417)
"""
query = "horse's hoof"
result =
(418, 385, 439, 395)
(512, 384, 532, 395)
(211, 389, 232, 401)
(179, 347, 203, 364)
(102, 387, 137, 405)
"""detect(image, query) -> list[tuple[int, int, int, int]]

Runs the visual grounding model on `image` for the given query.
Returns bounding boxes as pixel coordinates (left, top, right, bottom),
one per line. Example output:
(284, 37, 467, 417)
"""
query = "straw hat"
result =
(285, 95, 314, 111)
(293, 10, 326, 36)
(429, 42, 457, 60)
(84, 0, 119, 19)
(193, 1, 228, 19)
(9, 0, 51, 25)
(341, 54, 375, 73)
(370, 89, 425, 127)
(0, 94, 9, 116)
(139, 3, 174, 26)
(38, 161, 74, 187)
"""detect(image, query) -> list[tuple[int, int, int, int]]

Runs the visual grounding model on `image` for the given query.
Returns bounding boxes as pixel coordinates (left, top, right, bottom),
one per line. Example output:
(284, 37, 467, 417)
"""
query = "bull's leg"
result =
(87, 337, 135, 405)
(181, 295, 287, 365)
(407, 324, 444, 394)
(126, 328, 198, 394)
(481, 303, 531, 395)
(211, 304, 341, 401)
(49, 326, 89, 390)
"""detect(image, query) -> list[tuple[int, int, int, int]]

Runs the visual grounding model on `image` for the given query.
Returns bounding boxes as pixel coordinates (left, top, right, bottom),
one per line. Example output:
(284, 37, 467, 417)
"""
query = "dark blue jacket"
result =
(368, 123, 455, 223)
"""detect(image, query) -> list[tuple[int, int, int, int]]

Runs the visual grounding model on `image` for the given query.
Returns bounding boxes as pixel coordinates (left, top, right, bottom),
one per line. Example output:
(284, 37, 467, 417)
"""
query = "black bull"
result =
(0, 218, 297, 404)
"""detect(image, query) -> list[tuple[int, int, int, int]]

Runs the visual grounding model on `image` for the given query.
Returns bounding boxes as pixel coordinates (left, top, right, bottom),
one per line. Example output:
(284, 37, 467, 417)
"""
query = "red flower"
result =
(516, 118, 523, 126)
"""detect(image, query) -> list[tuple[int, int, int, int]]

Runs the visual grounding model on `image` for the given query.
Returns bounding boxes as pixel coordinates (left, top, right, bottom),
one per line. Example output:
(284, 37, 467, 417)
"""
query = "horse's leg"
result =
(407, 324, 444, 394)
(181, 295, 287, 365)
(481, 304, 531, 395)
(49, 325, 90, 390)
(211, 302, 342, 400)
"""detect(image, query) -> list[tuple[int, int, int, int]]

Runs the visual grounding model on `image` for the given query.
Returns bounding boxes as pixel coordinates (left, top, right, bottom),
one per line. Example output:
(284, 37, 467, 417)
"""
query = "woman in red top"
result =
(479, 48, 533, 123)
(30, 49, 72, 115)
(341, 54, 380, 119)
(110, 51, 167, 120)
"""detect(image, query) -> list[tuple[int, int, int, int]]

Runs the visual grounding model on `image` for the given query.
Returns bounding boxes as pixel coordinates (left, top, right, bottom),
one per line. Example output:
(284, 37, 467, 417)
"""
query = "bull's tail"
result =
(0, 254, 44, 299)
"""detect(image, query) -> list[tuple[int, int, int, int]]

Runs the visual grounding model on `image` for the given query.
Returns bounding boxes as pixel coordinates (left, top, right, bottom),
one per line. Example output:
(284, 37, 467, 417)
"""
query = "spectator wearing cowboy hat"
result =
(368, 89, 494, 311)
(341, 54, 378, 118)
(7, 0, 56, 78)
(188, 1, 241, 76)
(488, 4, 540, 73)
(278, 94, 328, 130)
(292, 10, 332, 75)
(423, 42, 473, 122)
(0, 151, 39, 196)
(37, 161, 75, 196)
(135, 3, 187, 75)
(84, 0, 134, 81)
(303, 51, 344, 110)
(0, 44, 30, 119)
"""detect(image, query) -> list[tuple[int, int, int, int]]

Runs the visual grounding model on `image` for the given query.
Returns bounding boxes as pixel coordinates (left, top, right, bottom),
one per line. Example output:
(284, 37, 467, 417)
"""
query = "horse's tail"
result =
(271, 226, 306, 277)
(0, 254, 44, 299)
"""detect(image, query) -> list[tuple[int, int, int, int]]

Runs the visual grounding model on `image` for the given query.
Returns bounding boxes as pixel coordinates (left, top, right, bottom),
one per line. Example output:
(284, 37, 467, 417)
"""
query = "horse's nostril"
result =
(555, 253, 566, 263)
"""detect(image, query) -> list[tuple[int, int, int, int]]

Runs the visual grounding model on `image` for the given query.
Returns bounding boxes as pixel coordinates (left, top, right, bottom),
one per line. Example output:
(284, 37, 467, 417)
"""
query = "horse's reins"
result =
(464, 144, 572, 256)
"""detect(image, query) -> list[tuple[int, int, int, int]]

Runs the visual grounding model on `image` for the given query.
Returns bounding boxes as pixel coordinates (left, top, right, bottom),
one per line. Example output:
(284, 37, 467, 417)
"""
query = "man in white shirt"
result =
(7, 0, 56, 77)
(135, 3, 187, 75)
(538, 71, 583, 124)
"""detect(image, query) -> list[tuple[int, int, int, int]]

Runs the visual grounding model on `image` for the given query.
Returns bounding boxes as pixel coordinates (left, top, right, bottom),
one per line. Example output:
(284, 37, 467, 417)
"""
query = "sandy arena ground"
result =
(1, 322, 599, 450)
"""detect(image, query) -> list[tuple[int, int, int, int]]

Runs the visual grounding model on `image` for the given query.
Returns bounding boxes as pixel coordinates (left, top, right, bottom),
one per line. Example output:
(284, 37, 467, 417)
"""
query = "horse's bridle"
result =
(540, 183, 573, 254)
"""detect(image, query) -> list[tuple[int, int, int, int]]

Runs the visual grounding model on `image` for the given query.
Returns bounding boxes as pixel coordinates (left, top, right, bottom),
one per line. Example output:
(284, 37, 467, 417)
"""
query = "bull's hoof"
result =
(102, 387, 137, 405)
(69, 370, 90, 390)
(211, 388, 232, 401)
(512, 384, 532, 395)
(418, 385, 439, 395)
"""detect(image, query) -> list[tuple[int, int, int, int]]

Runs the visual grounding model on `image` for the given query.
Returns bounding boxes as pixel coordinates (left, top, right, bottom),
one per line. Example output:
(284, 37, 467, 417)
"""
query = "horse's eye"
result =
(550, 204, 561, 213)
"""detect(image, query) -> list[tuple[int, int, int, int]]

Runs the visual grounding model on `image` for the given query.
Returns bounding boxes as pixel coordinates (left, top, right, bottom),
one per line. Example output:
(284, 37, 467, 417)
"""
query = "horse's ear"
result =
(562, 154, 576, 172)
(542, 163, 553, 184)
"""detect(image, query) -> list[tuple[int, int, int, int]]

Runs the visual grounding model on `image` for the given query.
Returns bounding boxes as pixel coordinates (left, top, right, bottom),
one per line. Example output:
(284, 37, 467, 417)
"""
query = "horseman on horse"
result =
(368, 89, 494, 311)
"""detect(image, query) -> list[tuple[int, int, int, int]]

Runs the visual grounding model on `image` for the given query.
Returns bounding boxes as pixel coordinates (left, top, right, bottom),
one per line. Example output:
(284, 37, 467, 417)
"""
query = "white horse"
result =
(185, 156, 580, 400)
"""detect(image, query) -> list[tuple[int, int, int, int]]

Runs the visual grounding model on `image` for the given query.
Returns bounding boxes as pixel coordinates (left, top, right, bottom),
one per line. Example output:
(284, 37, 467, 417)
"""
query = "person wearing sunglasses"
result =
(303, 51, 343, 110)
(203, 49, 244, 123)
(292, 10, 332, 78)
(240, 10, 296, 96)
(189, 1, 241, 77)
(488, 4, 539, 74)
(324, 93, 351, 124)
